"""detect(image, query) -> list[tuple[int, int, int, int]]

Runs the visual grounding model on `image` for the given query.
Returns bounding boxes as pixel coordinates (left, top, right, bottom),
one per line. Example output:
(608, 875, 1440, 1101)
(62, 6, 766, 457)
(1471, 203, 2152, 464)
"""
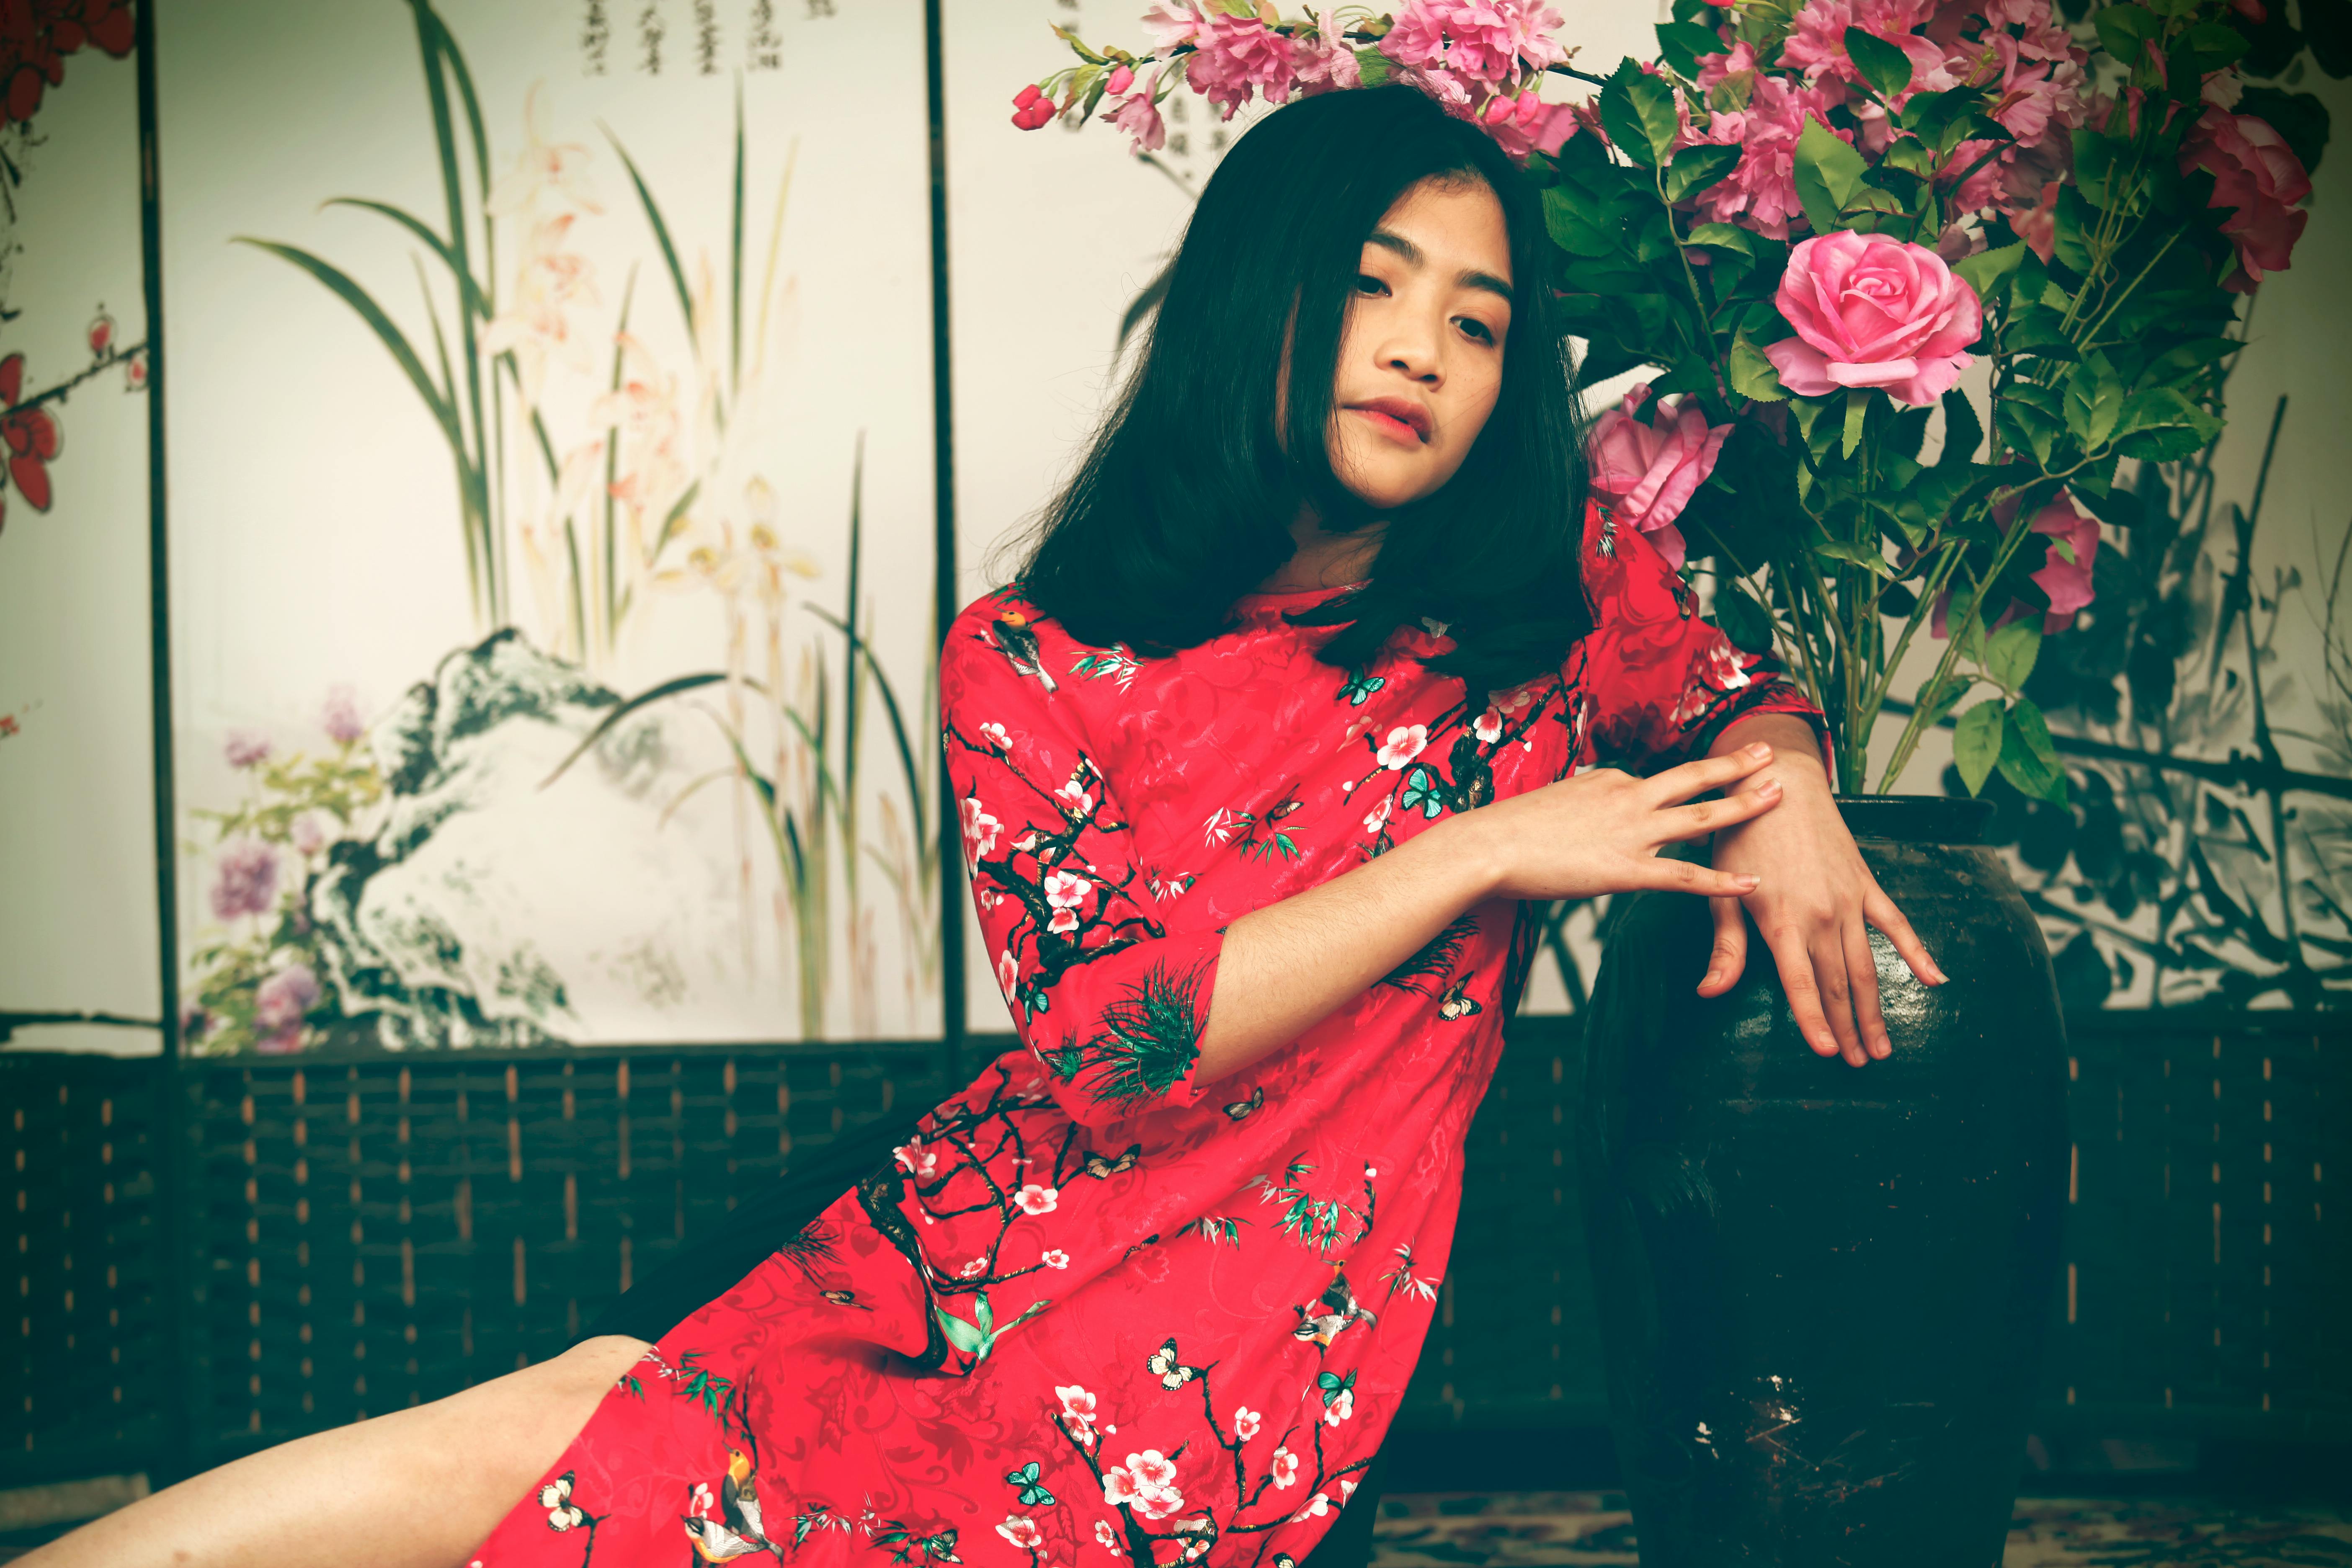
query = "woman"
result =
(32, 83, 1939, 1568)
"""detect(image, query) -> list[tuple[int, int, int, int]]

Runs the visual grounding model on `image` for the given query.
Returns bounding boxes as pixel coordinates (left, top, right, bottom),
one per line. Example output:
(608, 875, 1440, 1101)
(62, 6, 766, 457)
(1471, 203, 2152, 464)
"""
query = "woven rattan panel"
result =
(181, 1048, 949, 1463)
(2046, 1021, 2350, 1439)
(2, 1053, 170, 1483)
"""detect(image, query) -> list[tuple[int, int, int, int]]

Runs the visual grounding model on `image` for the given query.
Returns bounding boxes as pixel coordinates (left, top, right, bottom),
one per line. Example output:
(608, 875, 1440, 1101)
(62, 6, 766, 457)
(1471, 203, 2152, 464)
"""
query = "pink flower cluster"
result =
(1101, 1448, 1185, 1519)
(1014, 0, 1578, 160)
(1686, 0, 2089, 243)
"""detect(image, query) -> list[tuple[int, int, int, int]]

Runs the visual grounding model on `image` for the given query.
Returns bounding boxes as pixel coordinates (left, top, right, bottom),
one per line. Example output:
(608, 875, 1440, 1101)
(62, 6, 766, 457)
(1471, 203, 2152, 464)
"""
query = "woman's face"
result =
(1325, 175, 1514, 512)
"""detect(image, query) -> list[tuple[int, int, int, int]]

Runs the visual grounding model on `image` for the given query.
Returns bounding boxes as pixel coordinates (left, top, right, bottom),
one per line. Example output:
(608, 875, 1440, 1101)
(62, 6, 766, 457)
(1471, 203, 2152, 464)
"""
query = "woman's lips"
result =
(1347, 404, 1429, 447)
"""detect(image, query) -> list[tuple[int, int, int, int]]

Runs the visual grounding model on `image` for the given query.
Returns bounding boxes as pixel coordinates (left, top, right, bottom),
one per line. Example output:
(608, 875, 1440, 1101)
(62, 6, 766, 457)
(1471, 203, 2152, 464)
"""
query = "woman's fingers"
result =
(1844, 923, 1890, 1060)
(1760, 922, 1841, 1059)
(1654, 778, 1781, 844)
(1645, 742, 1776, 806)
(1636, 856, 1761, 900)
(1810, 930, 1867, 1067)
(1696, 897, 1747, 997)
(1863, 882, 1947, 986)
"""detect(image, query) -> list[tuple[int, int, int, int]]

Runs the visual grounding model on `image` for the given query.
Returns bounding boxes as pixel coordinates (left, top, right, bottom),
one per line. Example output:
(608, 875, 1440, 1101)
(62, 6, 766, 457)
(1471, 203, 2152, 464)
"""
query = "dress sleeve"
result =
(942, 602, 1222, 1132)
(1576, 499, 1829, 776)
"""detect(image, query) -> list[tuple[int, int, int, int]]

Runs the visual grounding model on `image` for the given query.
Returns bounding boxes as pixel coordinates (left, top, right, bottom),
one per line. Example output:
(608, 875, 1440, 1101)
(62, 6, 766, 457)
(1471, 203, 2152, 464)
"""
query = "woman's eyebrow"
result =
(1367, 229, 1514, 303)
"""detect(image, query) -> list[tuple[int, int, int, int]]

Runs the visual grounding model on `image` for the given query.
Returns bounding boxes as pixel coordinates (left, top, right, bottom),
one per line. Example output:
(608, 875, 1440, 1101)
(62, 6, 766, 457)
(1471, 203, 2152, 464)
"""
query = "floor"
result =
(1369, 1494, 2352, 1567)
(8, 1492, 2352, 1564)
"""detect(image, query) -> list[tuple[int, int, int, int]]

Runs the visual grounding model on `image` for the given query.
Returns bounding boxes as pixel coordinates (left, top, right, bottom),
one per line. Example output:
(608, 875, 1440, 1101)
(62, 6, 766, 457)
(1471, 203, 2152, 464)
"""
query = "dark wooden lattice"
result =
(2, 1054, 170, 1484)
(180, 1047, 949, 1462)
(2045, 1020, 2350, 1438)
(2, 1016, 2346, 1488)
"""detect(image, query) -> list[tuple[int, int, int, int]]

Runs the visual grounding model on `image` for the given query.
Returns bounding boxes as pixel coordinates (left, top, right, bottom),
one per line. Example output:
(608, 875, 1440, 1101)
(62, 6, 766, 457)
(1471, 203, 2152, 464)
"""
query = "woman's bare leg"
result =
(19, 1333, 651, 1568)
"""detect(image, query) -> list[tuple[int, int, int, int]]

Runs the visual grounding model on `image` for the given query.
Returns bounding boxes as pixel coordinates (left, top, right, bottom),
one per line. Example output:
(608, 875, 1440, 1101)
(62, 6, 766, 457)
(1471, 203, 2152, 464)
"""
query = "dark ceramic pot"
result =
(1578, 794, 2068, 1568)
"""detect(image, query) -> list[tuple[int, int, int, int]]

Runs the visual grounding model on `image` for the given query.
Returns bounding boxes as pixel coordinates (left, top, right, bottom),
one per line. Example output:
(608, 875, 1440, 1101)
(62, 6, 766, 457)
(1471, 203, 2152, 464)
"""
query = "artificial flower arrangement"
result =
(1017, 0, 2318, 804)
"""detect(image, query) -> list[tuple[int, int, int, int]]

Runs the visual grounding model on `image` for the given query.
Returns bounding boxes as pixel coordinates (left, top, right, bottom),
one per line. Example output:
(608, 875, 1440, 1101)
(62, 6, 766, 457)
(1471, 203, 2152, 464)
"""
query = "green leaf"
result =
(1841, 386, 1871, 458)
(1792, 114, 1866, 234)
(1666, 142, 1743, 202)
(1950, 239, 2025, 302)
(1354, 46, 1397, 86)
(974, 1290, 995, 1333)
(1601, 59, 1681, 168)
(1994, 382, 2065, 469)
(235, 238, 465, 449)
(2093, 3, 2162, 64)
(2001, 305, 2079, 362)
(2138, 336, 2239, 386)
(2112, 387, 2223, 460)
(1985, 619, 2043, 689)
(1813, 538, 1895, 576)
(1656, 19, 1724, 77)
(1936, 388, 1983, 467)
(1843, 27, 1914, 101)
(1727, 330, 1787, 402)
(1714, 585, 1775, 652)
(1541, 186, 1623, 258)
(1953, 700, 2003, 796)
(321, 198, 492, 322)
(2063, 351, 2127, 451)
(2181, 20, 2249, 66)
(603, 126, 699, 353)
(934, 1308, 985, 1355)
(1919, 673, 1975, 729)
(2051, 183, 2097, 274)
(1997, 696, 2068, 805)
(1683, 221, 1756, 255)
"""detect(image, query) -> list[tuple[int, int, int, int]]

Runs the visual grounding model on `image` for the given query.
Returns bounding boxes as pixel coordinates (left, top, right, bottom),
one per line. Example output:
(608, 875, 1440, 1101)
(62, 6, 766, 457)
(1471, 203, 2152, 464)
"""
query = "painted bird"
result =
(683, 1449, 780, 1561)
(1292, 1263, 1377, 1349)
(984, 611, 1058, 692)
(684, 1516, 779, 1562)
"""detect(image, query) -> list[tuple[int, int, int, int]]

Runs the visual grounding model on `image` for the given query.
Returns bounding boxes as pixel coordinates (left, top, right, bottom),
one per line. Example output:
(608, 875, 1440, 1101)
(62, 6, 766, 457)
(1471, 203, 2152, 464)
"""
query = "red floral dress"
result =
(467, 503, 1817, 1568)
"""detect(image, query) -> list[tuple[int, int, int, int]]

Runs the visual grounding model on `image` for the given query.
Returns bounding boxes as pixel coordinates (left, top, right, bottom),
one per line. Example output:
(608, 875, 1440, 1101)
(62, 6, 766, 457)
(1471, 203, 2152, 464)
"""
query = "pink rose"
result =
(1584, 387, 1730, 571)
(1764, 230, 1982, 406)
(2180, 106, 2311, 291)
(2028, 492, 2098, 632)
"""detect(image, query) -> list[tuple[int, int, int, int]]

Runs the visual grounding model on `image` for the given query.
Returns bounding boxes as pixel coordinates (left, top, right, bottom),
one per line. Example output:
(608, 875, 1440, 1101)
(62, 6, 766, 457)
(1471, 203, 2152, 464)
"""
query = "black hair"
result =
(1015, 83, 1591, 694)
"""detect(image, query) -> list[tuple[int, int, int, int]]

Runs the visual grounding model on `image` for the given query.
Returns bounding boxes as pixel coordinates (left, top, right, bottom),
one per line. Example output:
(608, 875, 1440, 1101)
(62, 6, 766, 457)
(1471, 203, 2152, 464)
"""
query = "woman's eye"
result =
(1354, 273, 1390, 297)
(1456, 317, 1496, 344)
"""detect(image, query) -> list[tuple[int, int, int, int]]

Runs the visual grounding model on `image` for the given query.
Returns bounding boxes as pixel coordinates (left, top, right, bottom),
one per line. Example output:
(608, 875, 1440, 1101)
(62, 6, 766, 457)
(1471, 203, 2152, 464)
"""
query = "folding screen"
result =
(158, 0, 942, 1050)
(0, 23, 158, 1055)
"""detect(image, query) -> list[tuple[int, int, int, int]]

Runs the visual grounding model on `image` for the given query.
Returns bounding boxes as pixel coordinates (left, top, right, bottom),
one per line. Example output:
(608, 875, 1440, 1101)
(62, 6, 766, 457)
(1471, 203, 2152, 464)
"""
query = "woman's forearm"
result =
(1191, 815, 1498, 1086)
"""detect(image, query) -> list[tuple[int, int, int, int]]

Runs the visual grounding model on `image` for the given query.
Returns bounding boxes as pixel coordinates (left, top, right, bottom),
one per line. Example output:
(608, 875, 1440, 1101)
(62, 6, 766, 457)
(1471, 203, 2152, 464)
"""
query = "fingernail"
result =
(1746, 742, 1772, 760)
(1756, 779, 1782, 796)
(1736, 873, 1761, 887)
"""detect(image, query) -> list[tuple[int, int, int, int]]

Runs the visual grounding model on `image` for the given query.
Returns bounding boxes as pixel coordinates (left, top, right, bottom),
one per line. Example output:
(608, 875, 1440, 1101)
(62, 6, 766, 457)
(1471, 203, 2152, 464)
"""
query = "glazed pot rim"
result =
(1834, 793, 1994, 845)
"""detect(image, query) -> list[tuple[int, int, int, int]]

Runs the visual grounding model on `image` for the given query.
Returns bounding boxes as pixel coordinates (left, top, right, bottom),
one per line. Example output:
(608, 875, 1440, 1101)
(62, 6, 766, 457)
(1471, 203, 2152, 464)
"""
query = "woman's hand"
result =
(1700, 715, 1946, 1067)
(1455, 742, 1788, 904)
